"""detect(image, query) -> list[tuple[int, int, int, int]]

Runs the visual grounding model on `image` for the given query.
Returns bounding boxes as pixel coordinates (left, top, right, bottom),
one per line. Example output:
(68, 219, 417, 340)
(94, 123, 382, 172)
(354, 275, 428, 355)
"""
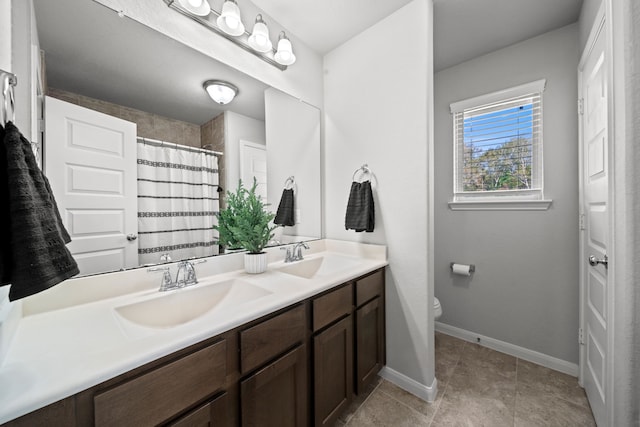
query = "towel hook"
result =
(284, 176, 295, 190)
(352, 164, 372, 182)
(1, 70, 17, 125)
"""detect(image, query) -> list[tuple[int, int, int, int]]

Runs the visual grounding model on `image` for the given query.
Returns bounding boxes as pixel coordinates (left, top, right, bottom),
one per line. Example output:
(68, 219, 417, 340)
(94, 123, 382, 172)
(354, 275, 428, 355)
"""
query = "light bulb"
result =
(248, 15, 272, 53)
(177, 0, 210, 16)
(255, 34, 267, 47)
(217, 0, 244, 36)
(274, 32, 295, 65)
(279, 50, 290, 61)
(225, 16, 239, 29)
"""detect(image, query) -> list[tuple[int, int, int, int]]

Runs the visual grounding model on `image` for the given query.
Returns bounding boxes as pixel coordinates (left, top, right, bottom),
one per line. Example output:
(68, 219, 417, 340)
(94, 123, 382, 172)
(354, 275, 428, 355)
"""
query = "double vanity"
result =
(0, 239, 387, 426)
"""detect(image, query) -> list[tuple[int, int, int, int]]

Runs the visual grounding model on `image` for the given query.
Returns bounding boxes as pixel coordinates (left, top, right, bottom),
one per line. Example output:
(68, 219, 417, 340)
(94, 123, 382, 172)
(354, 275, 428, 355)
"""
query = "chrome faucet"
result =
(281, 242, 310, 263)
(293, 242, 310, 261)
(148, 259, 206, 291)
(280, 245, 295, 263)
(175, 260, 198, 287)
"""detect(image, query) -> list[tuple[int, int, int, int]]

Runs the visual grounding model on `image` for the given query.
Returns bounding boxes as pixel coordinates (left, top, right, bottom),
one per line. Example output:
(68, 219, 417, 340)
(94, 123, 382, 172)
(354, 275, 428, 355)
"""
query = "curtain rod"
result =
(136, 136, 223, 156)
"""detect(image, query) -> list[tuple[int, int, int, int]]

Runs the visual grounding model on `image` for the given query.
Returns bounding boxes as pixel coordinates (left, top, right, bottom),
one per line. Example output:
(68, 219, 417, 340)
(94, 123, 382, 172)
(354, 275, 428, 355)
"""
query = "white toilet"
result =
(434, 297, 443, 320)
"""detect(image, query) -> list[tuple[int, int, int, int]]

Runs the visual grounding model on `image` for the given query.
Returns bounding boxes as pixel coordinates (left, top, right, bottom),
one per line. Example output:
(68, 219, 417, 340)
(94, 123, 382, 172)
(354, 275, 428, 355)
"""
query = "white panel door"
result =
(239, 140, 268, 201)
(44, 96, 138, 275)
(579, 15, 608, 427)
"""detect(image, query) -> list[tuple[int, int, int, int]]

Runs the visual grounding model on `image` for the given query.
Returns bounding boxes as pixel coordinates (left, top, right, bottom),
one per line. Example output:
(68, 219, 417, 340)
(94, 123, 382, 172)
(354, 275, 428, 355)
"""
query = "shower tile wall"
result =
(200, 113, 225, 207)
(47, 87, 202, 147)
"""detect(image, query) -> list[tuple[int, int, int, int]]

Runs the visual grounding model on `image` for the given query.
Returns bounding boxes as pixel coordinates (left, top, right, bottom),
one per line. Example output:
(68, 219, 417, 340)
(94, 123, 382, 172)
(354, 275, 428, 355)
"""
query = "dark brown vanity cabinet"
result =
(3, 268, 386, 427)
(312, 285, 354, 427)
(355, 269, 386, 394)
(239, 304, 308, 427)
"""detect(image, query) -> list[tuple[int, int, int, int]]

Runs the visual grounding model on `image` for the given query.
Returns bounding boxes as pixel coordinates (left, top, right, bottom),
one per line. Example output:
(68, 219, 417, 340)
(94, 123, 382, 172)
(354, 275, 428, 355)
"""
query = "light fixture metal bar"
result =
(164, 0, 287, 71)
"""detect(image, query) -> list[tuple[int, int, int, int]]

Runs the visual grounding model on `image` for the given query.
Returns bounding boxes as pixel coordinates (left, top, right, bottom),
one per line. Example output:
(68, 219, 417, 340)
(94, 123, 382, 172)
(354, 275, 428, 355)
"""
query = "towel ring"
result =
(284, 176, 295, 190)
(2, 71, 17, 125)
(352, 164, 372, 182)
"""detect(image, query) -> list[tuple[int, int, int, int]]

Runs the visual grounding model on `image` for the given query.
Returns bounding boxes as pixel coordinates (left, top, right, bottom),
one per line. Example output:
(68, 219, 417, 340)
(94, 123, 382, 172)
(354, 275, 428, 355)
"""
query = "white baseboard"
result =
(435, 321, 579, 377)
(379, 366, 438, 402)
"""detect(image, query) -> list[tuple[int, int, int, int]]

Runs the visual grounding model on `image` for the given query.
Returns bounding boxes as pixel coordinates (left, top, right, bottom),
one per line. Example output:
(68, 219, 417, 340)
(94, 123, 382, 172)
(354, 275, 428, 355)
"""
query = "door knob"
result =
(588, 254, 608, 268)
(126, 234, 138, 241)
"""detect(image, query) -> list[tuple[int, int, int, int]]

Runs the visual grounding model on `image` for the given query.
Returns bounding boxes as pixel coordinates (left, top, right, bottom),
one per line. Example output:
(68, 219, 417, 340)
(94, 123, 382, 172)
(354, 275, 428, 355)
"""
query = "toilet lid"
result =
(433, 297, 441, 309)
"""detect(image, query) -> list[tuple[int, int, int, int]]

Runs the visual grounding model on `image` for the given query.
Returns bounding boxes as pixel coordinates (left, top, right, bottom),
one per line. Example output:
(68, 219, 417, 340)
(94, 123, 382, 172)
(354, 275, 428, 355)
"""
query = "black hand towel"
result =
(345, 180, 375, 232)
(0, 124, 10, 285)
(1, 122, 79, 301)
(274, 188, 295, 226)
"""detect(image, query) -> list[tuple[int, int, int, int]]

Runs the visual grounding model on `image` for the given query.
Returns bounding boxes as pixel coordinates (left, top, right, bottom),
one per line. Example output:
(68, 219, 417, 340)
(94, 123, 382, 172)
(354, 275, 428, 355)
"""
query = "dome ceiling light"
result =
(203, 80, 239, 105)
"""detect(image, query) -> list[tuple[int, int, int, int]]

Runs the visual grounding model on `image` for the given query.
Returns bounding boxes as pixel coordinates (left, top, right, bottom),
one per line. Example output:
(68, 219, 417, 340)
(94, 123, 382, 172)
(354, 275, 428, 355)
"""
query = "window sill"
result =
(448, 199, 553, 211)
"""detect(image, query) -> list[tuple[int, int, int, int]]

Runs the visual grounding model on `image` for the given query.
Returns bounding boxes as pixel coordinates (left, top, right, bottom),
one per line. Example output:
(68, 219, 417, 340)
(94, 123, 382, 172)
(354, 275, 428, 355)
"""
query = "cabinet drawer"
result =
(313, 284, 352, 332)
(355, 269, 384, 307)
(240, 304, 306, 374)
(94, 340, 227, 427)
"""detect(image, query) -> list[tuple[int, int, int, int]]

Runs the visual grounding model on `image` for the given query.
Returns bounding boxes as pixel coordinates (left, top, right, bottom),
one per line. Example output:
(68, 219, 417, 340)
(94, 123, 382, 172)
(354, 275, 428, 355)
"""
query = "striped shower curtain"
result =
(136, 142, 220, 265)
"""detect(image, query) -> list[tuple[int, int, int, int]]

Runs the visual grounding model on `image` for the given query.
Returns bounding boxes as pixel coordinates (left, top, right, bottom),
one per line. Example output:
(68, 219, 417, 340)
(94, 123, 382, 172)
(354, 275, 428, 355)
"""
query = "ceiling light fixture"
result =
(216, 0, 245, 36)
(176, 0, 211, 16)
(274, 32, 296, 66)
(203, 80, 239, 105)
(248, 14, 272, 53)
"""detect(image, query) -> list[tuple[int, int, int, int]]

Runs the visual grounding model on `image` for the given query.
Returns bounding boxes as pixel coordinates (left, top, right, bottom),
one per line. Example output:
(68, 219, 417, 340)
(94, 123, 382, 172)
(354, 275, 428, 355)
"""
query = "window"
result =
(449, 80, 551, 210)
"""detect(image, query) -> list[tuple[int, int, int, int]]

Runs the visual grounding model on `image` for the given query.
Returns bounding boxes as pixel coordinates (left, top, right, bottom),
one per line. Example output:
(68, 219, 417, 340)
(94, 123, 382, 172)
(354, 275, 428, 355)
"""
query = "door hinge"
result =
(579, 213, 586, 231)
(38, 119, 45, 133)
(578, 98, 584, 115)
(579, 328, 585, 345)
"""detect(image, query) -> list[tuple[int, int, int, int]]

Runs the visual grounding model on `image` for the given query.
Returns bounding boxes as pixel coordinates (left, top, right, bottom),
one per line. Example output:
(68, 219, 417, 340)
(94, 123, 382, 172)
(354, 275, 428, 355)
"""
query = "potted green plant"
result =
(214, 178, 277, 273)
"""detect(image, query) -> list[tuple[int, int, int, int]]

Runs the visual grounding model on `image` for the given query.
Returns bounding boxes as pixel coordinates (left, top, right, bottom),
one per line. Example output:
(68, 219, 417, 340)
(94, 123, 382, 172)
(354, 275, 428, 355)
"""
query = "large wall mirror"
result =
(33, 0, 322, 277)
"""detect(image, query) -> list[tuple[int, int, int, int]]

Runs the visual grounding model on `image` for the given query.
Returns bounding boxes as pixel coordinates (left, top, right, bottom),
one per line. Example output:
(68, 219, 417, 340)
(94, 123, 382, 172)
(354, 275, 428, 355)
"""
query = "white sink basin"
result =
(115, 279, 271, 328)
(275, 255, 362, 279)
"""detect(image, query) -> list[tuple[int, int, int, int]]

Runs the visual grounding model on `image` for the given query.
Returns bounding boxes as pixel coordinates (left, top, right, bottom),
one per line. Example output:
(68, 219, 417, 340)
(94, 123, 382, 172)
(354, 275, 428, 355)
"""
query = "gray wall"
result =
(579, 0, 603, 52)
(434, 24, 580, 364)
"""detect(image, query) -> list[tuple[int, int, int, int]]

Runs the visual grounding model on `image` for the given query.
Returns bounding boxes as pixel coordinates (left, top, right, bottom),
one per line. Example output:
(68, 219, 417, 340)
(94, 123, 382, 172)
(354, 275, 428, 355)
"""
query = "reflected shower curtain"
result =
(136, 142, 219, 265)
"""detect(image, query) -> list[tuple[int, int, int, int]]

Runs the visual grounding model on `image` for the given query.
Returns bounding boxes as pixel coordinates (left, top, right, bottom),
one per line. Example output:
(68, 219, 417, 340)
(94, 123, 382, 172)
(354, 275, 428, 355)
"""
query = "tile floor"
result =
(338, 332, 596, 426)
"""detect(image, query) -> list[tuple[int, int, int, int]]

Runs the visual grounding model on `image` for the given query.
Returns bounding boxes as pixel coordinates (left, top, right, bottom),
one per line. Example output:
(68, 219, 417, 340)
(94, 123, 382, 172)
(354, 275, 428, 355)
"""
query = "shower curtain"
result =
(136, 142, 219, 265)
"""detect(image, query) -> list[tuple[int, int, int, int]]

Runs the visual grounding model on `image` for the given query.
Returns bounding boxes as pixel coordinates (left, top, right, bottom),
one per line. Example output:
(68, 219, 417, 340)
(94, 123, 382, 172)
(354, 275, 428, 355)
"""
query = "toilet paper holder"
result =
(450, 262, 475, 273)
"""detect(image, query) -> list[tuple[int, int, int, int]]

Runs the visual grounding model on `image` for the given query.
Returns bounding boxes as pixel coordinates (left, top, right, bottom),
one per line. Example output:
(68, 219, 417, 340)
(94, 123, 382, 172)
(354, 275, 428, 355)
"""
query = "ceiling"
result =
(34, 0, 269, 125)
(34, 0, 584, 126)
(251, 0, 416, 54)
(254, 0, 583, 71)
(433, 0, 584, 71)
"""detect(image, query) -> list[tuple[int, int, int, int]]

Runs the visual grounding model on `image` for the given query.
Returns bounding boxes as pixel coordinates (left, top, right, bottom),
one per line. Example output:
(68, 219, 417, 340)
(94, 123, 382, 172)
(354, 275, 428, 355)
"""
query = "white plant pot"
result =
(244, 252, 268, 274)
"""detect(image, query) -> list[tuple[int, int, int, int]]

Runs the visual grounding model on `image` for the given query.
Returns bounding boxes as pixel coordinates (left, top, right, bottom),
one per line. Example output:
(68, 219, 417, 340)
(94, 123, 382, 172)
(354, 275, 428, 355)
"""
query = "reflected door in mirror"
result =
(45, 97, 138, 275)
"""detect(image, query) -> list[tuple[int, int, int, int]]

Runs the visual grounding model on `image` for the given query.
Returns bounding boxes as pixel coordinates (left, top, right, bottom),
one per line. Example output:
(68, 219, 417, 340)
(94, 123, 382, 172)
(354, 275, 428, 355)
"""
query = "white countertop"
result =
(0, 239, 387, 424)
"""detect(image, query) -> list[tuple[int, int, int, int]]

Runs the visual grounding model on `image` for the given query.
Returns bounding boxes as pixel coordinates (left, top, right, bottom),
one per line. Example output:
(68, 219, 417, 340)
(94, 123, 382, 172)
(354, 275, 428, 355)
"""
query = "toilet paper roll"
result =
(451, 263, 471, 276)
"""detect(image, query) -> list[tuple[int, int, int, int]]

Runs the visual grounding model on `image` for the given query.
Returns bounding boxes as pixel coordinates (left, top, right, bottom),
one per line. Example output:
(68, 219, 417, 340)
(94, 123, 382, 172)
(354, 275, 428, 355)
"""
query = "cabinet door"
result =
(314, 315, 353, 427)
(167, 392, 231, 427)
(241, 345, 308, 427)
(356, 297, 384, 394)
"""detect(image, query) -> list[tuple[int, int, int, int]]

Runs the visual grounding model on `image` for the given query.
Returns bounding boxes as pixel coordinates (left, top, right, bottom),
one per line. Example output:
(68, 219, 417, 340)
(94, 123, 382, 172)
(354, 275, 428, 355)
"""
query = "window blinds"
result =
(452, 86, 544, 197)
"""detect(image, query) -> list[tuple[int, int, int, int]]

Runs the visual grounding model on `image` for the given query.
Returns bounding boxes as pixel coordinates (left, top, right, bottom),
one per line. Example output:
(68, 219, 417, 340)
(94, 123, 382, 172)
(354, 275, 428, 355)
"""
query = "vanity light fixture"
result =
(176, 0, 211, 16)
(217, 0, 245, 36)
(274, 31, 296, 66)
(203, 80, 239, 105)
(248, 14, 272, 53)
(166, 0, 294, 70)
